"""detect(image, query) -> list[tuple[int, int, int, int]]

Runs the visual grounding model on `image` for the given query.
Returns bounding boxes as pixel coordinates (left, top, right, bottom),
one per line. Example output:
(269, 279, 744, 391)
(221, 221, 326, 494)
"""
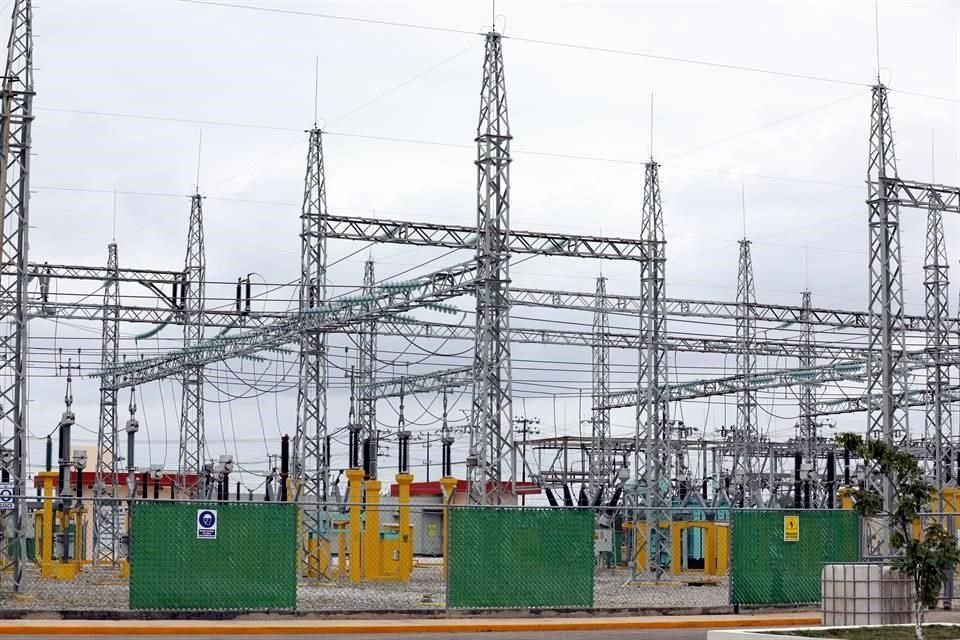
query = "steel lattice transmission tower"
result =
(865, 83, 909, 520)
(467, 30, 514, 504)
(178, 193, 206, 493)
(733, 238, 759, 506)
(924, 190, 952, 509)
(0, 0, 33, 592)
(94, 241, 121, 565)
(357, 256, 377, 478)
(293, 126, 330, 573)
(798, 290, 816, 464)
(590, 275, 612, 495)
(636, 159, 671, 579)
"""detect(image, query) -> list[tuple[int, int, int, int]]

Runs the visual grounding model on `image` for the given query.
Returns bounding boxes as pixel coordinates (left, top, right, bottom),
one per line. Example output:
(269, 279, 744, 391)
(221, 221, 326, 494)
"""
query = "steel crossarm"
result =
(97, 260, 479, 386)
(598, 350, 951, 410)
(22, 262, 183, 284)
(884, 178, 960, 213)
(320, 213, 651, 261)
(509, 287, 934, 331)
(27, 300, 287, 328)
(815, 385, 960, 416)
(360, 366, 474, 400)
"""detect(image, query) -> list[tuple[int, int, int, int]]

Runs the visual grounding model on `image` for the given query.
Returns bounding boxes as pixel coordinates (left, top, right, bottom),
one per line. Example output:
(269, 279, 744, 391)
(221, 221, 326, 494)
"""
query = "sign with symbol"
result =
(197, 509, 218, 539)
(0, 483, 13, 510)
(784, 515, 800, 543)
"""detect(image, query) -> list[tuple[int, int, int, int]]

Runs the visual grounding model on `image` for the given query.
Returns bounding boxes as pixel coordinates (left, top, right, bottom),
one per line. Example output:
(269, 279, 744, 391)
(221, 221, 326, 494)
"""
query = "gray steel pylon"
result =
(734, 238, 759, 506)
(467, 30, 514, 504)
(636, 159, 671, 579)
(798, 290, 816, 463)
(357, 257, 377, 478)
(865, 84, 909, 522)
(293, 127, 330, 576)
(590, 275, 612, 495)
(0, 0, 33, 593)
(178, 193, 206, 494)
(94, 241, 121, 565)
(924, 191, 952, 509)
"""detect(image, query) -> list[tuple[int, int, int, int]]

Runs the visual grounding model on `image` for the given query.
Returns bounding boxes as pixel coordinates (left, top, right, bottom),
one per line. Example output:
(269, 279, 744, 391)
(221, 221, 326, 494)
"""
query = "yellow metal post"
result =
(306, 538, 319, 578)
(671, 522, 684, 576)
(395, 473, 414, 581)
(439, 476, 457, 579)
(704, 523, 717, 576)
(363, 479, 382, 580)
(345, 468, 364, 584)
(72, 508, 84, 568)
(627, 521, 647, 573)
(38, 472, 56, 571)
(839, 487, 854, 510)
(335, 521, 348, 579)
(716, 523, 730, 575)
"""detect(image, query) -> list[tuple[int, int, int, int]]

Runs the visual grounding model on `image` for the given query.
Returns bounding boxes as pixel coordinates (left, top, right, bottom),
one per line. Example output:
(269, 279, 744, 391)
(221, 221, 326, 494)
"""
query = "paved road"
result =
(0, 633, 710, 640)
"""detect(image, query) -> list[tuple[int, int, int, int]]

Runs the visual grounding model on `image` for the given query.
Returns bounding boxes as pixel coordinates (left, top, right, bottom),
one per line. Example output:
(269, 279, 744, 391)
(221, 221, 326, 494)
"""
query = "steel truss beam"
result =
(322, 214, 649, 262)
(362, 366, 474, 400)
(99, 261, 480, 387)
(510, 287, 937, 331)
(25, 268, 947, 333)
(884, 178, 960, 214)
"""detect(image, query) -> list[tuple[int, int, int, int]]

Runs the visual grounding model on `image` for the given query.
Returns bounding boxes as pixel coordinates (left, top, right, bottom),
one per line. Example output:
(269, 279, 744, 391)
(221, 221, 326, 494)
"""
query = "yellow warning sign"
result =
(784, 515, 800, 543)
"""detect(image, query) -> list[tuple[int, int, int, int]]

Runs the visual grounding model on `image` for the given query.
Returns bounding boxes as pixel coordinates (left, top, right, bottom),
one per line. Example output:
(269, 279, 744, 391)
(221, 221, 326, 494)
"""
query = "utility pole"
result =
(513, 416, 539, 506)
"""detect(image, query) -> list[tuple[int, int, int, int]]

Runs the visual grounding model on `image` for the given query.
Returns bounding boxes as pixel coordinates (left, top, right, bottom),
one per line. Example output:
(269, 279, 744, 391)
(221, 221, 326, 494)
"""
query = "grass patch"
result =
(779, 625, 960, 639)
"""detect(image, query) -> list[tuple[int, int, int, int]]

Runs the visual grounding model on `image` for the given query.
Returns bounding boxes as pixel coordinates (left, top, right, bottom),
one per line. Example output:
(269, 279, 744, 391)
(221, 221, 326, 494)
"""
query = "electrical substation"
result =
(0, 0, 958, 614)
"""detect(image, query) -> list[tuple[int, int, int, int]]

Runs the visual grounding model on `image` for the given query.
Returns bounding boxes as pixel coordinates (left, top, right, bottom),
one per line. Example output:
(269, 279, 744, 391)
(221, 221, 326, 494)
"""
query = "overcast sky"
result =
(10, 0, 960, 492)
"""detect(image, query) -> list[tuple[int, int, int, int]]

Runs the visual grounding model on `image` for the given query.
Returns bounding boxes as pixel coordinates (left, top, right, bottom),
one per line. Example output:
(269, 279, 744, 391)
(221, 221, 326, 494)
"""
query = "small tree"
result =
(837, 433, 960, 640)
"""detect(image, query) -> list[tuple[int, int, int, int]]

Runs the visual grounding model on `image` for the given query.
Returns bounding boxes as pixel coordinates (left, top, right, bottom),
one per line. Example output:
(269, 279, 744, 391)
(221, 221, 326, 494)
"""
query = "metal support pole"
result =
(0, 0, 34, 592)
(94, 242, 120, 565)
(293, 126, 330, 573)
(865, 84, 909, 541)
(467, 30, 514, 504)
(179, 193, 206, 495)
(591, 275, 612, 496)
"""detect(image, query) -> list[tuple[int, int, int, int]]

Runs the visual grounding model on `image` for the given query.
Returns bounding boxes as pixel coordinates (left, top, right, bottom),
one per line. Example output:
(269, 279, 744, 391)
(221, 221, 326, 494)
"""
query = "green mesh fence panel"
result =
(130, 501, 297, 610)
(730, 510, 859, 605)
(447, 507, 594, 609)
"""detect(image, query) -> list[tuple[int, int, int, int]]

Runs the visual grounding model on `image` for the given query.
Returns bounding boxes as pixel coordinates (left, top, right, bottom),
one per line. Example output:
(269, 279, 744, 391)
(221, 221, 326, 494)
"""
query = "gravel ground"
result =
(0, 565, 729, 611)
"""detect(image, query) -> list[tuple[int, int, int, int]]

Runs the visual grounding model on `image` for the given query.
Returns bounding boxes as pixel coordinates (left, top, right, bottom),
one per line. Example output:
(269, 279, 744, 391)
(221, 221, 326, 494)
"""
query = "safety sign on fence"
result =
(197, 509, 218, 539)
(783, 515, 799, 542)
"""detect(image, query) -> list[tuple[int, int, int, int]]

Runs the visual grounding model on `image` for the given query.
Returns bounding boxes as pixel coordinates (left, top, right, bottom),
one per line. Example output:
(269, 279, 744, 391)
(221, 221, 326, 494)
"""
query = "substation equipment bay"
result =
(0, 0, 958, 613)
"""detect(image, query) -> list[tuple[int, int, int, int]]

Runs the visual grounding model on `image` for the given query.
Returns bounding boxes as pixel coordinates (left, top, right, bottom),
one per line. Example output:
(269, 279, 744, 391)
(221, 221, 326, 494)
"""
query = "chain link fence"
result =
(0, 496, 752, 612)
(729, 509, 860, 606)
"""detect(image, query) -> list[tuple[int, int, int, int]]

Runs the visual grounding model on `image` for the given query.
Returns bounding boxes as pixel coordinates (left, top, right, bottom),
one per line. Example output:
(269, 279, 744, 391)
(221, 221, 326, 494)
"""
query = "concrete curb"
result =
(0, 613, 822, 635)
(0, 604, 807, 620)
